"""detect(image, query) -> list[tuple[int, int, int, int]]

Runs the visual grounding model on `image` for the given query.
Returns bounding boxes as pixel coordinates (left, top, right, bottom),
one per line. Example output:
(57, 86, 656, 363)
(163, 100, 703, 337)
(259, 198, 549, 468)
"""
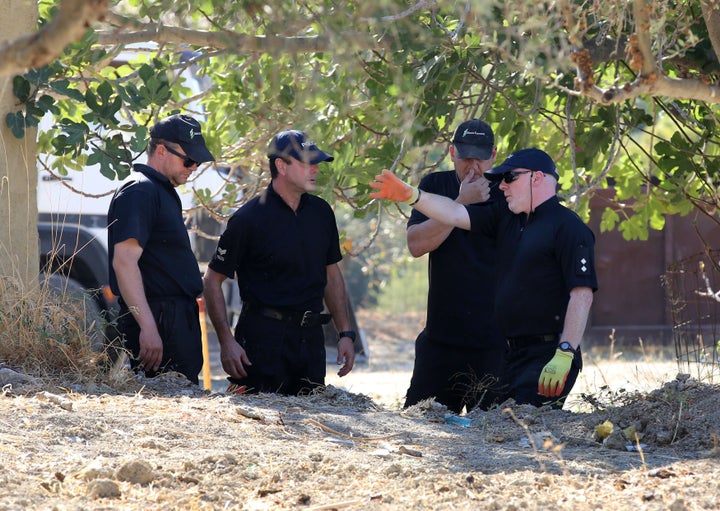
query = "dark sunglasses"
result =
(501, 170, 532, 183)
(163, 144, 199, 168)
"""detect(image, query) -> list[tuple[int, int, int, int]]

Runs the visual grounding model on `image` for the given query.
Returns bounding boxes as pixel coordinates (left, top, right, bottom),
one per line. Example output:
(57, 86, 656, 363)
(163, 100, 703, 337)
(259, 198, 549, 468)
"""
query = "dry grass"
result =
(0, 275, 110, 381)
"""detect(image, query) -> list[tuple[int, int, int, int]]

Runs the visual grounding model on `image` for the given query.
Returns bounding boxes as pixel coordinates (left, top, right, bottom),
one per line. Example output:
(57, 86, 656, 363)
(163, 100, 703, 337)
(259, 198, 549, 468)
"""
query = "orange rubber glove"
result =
(369, 169, 419, 204)
(538, 349, 574, 397)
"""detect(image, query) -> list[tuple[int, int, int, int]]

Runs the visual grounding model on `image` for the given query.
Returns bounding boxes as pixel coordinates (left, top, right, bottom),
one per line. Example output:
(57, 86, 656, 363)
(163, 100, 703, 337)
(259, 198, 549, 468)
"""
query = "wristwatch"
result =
(558, 341, 576, 354)
(337, 330, 357, 343)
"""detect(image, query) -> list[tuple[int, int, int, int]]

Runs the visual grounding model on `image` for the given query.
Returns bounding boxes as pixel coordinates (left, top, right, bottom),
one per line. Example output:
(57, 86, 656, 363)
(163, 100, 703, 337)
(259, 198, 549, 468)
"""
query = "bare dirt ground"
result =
(1, 310, 720, 511)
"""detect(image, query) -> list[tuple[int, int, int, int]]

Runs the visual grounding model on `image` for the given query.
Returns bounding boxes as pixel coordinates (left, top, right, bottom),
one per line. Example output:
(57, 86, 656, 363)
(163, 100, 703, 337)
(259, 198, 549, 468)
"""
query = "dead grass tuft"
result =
(0, 275, 110, 382)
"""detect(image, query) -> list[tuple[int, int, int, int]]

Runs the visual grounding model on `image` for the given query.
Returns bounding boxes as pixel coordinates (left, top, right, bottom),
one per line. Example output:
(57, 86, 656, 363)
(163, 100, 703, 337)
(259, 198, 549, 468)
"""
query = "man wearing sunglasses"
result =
(108, 114, 215, 384)
(370, 148, 597, 408)
(403, 119, 507, 414)
(202, 130, 356, 396)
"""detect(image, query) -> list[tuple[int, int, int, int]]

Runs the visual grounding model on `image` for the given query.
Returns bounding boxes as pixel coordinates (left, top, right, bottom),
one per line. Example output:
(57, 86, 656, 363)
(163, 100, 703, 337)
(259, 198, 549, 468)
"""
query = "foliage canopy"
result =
(6, 0, 720, 253)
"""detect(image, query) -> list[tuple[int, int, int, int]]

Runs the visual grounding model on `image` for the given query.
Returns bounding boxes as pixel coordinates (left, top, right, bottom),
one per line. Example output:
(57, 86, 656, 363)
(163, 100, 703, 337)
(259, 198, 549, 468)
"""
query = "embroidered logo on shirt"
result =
(576, 244, 591, 275)
(579, 257, 588, 273)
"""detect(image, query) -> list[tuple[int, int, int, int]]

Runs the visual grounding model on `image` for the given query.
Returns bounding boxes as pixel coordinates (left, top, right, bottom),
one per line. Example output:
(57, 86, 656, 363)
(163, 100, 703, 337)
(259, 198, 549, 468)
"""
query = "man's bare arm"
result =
(112, 238, 162, 371)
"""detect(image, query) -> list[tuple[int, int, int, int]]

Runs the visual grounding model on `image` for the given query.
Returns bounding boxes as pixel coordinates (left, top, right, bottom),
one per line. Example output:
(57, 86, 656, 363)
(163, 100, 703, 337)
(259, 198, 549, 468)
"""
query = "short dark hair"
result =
(147, 138, 162, 156)
(268, 155, 287, 179)
(148, 138, 179, 157)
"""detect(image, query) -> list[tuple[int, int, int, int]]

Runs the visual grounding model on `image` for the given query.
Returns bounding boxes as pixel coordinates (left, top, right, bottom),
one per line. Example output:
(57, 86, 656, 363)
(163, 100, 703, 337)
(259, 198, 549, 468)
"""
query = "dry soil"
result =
(1, 310, 719, 511)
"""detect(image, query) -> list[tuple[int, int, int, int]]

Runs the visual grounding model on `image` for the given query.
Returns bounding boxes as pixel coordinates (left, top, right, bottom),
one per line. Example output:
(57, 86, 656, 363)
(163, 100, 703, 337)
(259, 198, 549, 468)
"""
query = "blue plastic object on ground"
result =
(444, 414, 472, 427)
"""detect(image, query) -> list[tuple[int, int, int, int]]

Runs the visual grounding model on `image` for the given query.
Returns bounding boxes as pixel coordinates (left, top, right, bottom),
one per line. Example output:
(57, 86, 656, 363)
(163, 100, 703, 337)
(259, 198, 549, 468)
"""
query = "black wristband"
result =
(337, 330, 356, 343)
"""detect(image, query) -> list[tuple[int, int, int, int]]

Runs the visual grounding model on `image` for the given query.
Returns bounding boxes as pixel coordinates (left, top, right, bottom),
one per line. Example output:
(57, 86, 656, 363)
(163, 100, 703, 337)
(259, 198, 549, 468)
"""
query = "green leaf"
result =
(599, 207, 620, 233)
(5, 112, 26, 139)
(12, 75, 31, 102)
(50, 79, 71, 95)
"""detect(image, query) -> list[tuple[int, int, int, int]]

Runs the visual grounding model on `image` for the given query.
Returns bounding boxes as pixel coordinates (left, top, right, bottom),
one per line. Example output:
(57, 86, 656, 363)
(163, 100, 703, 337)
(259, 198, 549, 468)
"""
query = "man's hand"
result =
(138, 326, 164, 372)
(336, 338, 355, 377)
(457, 172, 490, 205)
(538, 349, 574, 397)
(369, 170, 418, 203)
(220, 339, 252, 379)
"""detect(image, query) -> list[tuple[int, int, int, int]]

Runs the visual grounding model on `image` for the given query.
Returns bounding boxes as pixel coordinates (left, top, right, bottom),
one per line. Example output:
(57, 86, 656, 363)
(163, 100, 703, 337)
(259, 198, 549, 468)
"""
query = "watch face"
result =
(559, 342, 574, 352)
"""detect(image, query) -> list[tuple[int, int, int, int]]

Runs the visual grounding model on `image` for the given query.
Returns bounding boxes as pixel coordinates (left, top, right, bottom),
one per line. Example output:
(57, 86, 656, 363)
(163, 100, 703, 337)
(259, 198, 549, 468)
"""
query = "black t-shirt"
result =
(107, 164, 202, 300)
(208, 182, 342, 312)
(408, 171, 504, 347)
(466, 196, 598, 337)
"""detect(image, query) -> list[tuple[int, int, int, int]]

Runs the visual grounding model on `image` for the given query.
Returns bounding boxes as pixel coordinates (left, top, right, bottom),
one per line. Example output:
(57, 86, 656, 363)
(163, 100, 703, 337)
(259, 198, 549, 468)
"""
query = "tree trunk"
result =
(0, 1, 38, 287)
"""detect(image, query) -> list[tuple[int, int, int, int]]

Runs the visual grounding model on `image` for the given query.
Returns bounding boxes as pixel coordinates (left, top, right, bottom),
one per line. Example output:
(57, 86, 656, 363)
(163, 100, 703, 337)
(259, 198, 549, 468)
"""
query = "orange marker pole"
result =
(197, 297, 212, 391)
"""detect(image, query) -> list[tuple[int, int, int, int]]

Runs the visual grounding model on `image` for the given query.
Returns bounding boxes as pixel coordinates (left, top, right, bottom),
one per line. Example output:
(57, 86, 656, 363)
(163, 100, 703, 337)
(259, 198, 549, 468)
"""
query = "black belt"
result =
(506, 334, 559, 350)
(242, 304, 331, 328)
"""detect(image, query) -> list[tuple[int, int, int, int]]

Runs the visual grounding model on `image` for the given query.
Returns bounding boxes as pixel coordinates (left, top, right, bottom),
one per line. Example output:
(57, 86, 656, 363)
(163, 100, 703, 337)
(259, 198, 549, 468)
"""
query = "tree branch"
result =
(701, 0, 720, 65)
(631, 0, 657, 77)
(98, 11, 376, 54)
(0, 0, 108, 77)
(565, 0, 720, 104)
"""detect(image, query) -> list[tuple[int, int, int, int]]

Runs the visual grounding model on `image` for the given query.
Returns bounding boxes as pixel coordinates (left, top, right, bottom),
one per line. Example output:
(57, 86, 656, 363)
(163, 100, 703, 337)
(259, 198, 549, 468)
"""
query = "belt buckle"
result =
(300, 310, 313, 327)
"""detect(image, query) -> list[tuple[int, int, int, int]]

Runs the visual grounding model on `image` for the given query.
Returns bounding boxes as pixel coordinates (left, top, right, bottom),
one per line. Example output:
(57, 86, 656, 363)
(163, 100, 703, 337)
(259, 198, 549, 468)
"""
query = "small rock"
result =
(76, 460, 114, 481)
(603, 430, 629, 451)
(116, 460, 154, 485)
(0, 367, 36, 386)
(87, 479, 121, 499)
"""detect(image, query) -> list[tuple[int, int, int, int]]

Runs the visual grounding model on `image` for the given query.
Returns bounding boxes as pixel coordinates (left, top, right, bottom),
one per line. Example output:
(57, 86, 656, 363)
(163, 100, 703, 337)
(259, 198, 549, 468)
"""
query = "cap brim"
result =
(455, 143, 493, 160)
(181, 142, 215, 163)
(308, 151, 334, 164)
(284, 148, 334, 164)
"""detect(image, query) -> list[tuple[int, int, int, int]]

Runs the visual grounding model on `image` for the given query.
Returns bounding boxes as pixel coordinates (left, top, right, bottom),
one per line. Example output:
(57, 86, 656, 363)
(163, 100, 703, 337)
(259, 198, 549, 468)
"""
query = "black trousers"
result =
(504, 341, 582, 408)
(230, 311, 326, 396)
(404, 330, 507, 413)
(118, 297, 203, 384)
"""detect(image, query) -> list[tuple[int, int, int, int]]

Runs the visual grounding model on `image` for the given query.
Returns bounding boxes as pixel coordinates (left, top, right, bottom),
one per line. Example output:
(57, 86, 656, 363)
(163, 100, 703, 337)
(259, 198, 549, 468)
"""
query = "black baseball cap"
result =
(150, 114, 215, 163)
(452, 119, 495, 160)
(485, 148, 560, 180)
(267, 130, 334, 164)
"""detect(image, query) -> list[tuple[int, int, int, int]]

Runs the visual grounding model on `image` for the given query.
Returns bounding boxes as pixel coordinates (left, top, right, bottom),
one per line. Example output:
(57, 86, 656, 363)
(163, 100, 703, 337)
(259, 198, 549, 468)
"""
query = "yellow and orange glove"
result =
(369, 169, 419, 204)
(538, 349, 574, 397)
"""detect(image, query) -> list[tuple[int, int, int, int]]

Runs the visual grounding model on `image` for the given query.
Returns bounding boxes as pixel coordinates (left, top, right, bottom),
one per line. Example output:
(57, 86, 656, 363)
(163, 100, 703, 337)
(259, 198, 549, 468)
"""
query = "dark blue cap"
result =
(150, 114, 215, 163)
(485, 148, 559, 180)
(267, 130, 334, 164)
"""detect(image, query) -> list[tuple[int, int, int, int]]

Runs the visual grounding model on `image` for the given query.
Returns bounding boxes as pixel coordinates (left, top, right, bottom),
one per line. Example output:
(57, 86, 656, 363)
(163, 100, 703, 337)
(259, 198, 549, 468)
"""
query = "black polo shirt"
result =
(208, 182, 342, 312)
(408, 172, 504, 347)
(466, 196, 598, 338)
(108, 164, 202, 300)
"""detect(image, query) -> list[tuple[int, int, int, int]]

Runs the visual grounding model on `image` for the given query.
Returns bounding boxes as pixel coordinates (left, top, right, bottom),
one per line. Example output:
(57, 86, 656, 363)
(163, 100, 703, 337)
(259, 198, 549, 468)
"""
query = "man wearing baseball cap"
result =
(370, 147, 598, 409)
(203, 129, 356, 396)
(108, 113, 215, 384)
(403, 119, 507, 413)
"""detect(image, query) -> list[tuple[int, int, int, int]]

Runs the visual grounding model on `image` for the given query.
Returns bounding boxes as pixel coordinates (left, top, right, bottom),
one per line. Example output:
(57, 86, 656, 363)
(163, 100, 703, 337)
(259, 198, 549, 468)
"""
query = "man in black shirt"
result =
(370, 148, 597, 408)
(203, 130, 356, 395)
(404, 120, 506, 413)
(108, 114, 215, 384)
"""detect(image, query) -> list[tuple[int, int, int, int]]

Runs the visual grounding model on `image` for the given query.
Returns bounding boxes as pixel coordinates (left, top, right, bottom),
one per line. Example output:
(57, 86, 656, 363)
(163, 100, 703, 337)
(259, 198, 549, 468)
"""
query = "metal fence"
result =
(664, 250, 720, 382)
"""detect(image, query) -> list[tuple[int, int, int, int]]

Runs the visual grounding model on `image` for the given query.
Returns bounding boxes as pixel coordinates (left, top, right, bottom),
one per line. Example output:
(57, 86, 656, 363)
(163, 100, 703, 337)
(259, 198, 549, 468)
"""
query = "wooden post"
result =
(198, 297, 212, 390)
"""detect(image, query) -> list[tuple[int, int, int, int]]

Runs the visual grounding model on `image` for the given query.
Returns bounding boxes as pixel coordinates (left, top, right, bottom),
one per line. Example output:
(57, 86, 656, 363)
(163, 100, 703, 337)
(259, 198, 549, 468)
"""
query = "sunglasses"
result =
(163, 144, 199, 168)
(501, 170, 532, 183)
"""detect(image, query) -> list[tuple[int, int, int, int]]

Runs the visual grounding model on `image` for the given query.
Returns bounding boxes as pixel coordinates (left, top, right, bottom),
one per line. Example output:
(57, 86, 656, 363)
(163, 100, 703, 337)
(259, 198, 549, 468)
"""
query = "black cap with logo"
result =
(452, 119, 495, 160)
(150, 114, 215, 163)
